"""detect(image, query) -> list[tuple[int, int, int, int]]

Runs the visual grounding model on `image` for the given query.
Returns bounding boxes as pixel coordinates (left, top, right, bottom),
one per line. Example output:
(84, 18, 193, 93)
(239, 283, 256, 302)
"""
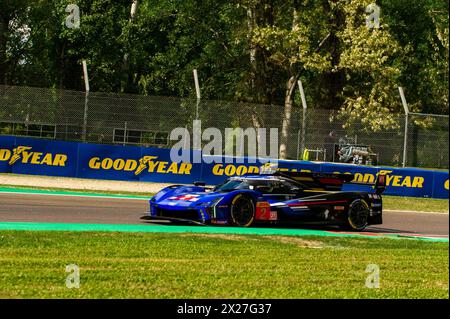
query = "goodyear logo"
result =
(352, 170, 425, 188)
(88, 156, 192, 175)
(0, 146, 67, 166)
(212, 164, 259, 176)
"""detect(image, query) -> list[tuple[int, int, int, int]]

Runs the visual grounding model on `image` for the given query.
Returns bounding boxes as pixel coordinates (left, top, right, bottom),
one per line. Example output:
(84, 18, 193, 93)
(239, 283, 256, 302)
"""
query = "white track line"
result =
(0, 190, 149, 201)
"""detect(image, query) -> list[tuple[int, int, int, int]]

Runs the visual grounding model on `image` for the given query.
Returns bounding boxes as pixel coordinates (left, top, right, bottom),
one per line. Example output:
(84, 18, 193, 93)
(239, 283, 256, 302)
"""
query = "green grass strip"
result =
(0, 221, 446, 242)
(0, 231, 447, 298)
(0, 186, 149, 200)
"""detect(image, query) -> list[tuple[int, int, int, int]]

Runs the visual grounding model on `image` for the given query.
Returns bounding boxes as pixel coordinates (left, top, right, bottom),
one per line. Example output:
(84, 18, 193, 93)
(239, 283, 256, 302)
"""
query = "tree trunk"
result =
(121, 0, 139, 93)
(245, 0, 276, 105)
(319, 0, 344, 110)
(247, 7, 257, 70)
(279, 2, 301, 159)
(279, 74, 299, 159)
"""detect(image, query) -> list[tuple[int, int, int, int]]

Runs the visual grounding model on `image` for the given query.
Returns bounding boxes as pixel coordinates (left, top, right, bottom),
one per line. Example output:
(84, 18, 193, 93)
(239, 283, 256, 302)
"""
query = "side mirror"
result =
(194, 181, 206, 187)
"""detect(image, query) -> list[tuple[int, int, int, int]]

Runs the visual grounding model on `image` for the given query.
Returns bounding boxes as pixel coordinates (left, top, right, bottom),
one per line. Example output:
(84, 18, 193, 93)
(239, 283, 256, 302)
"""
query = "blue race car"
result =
(141, 169, 386, 231)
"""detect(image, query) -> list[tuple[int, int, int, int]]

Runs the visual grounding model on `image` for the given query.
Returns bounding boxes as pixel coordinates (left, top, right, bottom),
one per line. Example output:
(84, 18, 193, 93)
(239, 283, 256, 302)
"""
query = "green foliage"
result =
(0, 0, 448, 130)
(134, 0, 245, 99)
(251, 3, 332, 73)
(336, 0, 402, 132)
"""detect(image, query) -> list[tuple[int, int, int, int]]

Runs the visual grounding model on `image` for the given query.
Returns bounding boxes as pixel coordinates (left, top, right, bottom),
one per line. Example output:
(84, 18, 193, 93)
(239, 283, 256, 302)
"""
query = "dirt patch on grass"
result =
(177, 233, 325, 247)
(266, 236, 325, 248)
(180, 233, 251, 241)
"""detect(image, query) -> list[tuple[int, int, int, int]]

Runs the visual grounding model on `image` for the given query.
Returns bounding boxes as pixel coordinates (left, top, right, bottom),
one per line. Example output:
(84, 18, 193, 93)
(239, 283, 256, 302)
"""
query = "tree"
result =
(0, 0, 33, 85)
(135, 0, 245, 100)
(1, 0, 448, 152)
(249, 0, 332, 158)
(335, 0, 402, 132)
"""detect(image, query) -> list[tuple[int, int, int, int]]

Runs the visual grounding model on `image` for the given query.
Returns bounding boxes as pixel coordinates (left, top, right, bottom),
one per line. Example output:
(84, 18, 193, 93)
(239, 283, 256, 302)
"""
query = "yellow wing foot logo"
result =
(135, 156, 158, 175)
(8, 146, 33, 165)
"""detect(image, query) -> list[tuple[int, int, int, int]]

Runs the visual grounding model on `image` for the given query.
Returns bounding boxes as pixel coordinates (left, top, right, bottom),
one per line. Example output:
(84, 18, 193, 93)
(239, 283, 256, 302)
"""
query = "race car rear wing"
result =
(274, 170, 387, 193)
(274, 171, 354, 191)
(259, 163, 386, 193)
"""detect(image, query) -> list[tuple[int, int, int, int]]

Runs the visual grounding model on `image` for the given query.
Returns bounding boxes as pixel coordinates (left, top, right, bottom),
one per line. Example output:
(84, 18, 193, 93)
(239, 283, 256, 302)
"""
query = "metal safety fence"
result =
(0, 85, 448, 169)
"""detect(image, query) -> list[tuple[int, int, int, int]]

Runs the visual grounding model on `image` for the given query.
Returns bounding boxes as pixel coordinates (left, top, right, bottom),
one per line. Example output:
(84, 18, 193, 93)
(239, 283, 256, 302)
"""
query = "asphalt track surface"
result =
(0, 192, 448, 237)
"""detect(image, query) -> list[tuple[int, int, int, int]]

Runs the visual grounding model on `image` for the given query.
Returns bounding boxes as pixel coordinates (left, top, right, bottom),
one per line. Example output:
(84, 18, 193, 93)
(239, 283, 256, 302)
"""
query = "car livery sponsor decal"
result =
(168, 194, 201, 202)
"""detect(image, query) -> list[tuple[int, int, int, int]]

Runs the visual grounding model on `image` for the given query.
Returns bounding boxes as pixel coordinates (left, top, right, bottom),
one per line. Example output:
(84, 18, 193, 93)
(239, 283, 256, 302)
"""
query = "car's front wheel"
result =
(230, 194, 255, 227)
(344, 198, 370, 231)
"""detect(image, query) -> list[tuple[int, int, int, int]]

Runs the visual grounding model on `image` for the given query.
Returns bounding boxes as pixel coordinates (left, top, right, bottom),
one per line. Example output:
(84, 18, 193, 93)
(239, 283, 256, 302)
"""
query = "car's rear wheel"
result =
(230, 194, 255, 227)
(344, 198, 370, 231)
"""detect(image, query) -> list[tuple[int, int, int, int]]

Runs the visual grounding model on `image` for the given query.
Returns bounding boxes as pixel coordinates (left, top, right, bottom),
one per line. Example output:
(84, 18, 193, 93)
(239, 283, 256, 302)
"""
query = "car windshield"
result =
(213, 179, 250, 192)
(213, 178, 305, 194)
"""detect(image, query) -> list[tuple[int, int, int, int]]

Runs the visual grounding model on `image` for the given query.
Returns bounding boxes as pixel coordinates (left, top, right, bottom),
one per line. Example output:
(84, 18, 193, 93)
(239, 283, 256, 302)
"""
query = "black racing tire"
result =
(343, 198, 370, 231)
(230, 194, 255, 227)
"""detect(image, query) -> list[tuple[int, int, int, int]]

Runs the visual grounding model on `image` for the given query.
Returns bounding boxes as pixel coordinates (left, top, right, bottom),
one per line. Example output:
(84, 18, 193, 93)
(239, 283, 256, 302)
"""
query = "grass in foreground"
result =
(383, 196, 449, 213)
(0, 231, 447, 299)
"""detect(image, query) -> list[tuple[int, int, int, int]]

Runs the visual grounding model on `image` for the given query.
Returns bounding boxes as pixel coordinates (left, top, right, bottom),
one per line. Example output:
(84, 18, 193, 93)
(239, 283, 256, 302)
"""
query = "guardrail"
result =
(0, 135, 448, 199)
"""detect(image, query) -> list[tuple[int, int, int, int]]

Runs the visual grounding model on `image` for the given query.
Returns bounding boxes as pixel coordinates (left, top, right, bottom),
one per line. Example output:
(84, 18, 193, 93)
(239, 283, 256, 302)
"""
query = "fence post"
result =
(193, 69, 201, 120)
(193, 69, 202, 158)
(123, 121, 127, 146)
(399, 87, 409, 168)
(298, 80, 307, 160)
(82, 60, 90, 143)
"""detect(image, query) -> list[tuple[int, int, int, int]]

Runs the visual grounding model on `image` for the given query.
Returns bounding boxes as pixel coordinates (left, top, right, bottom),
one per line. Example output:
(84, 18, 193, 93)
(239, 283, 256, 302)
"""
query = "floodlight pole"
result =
(298, 80, 308, 160)
(399, 87, 409, 168)
(82, 60, 90, 143)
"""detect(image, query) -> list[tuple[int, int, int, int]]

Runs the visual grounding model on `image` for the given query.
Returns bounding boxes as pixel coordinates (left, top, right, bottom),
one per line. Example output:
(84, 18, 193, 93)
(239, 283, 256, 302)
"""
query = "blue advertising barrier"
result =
(0, 135, 448, 199)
